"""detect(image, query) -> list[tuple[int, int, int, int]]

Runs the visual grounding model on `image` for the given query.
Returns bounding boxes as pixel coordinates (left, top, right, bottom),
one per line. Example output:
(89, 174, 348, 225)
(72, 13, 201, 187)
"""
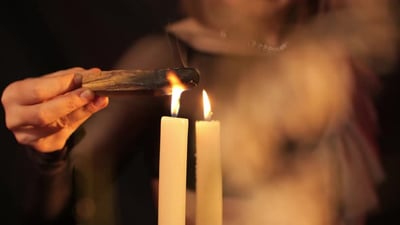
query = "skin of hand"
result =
(1, 67, 109, 152)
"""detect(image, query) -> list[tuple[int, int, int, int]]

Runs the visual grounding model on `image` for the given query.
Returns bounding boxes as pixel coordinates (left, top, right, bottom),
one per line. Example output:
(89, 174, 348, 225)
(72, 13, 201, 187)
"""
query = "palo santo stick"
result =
(81, 67, 200, 95)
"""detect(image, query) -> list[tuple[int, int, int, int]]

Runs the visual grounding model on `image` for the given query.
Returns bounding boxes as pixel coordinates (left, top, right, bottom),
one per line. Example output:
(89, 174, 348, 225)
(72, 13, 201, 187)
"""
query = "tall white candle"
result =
(158, 71, 188, 225)
(196, 90, 222, 225)
(159, 116, 188, 225)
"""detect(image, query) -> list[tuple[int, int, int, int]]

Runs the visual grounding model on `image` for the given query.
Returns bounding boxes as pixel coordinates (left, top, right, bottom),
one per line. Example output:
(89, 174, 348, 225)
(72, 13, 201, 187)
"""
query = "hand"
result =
(1, 67, 109, 152)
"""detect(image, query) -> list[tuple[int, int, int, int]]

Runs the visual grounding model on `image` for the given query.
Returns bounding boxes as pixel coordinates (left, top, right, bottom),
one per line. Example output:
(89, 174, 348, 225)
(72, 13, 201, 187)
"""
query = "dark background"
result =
(0, 0, 180, 223)
(0, 0, 399, 224)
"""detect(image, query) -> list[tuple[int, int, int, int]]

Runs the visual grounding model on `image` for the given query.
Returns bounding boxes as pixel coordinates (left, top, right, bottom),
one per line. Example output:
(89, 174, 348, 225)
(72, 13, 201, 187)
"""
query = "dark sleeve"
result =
(18, 136, 78, 225)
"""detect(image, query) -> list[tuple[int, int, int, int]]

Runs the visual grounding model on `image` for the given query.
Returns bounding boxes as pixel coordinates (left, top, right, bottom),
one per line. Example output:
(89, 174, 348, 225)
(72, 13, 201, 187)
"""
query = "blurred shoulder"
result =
(115, 33, 177, 69)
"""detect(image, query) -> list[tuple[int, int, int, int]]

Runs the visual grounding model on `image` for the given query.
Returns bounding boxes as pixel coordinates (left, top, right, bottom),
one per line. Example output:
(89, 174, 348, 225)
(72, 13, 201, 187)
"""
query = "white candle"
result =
(158, 71, 188, 225)
(196, 90, 222, 225)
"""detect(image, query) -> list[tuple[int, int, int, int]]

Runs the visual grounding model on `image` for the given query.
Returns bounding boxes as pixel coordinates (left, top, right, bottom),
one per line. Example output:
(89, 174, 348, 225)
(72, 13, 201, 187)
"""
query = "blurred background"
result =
(0, 0, 398, 224)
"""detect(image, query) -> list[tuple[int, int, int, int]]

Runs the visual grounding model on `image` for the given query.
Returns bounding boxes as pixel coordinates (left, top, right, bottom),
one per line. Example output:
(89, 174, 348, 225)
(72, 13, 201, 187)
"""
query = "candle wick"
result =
(205, 111, 213, 121)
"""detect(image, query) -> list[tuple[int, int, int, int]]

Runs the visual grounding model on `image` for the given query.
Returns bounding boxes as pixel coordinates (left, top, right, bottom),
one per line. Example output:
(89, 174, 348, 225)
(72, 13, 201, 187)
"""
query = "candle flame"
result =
(202, 90, 213, 120)
(167, 71, 185, 117)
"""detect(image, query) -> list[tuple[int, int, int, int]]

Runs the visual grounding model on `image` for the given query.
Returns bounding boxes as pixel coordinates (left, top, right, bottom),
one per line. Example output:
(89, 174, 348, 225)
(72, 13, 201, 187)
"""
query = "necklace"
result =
(248, 40, 288, 52)
(219, 30, 288, 54)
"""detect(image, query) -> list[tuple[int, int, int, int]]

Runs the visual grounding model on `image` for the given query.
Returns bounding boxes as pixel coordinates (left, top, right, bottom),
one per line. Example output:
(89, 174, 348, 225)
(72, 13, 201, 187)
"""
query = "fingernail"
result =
(88, 67, 101, 73)
(94, 96, 109, 107)
(74, 73, 83, 87)
(80, 90, 94, 100)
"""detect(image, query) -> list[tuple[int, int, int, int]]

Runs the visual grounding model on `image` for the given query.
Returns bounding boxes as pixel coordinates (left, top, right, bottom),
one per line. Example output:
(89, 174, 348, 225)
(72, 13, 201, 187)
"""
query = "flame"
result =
(167, 71, 185, 117)
(202, 90, 213, 120)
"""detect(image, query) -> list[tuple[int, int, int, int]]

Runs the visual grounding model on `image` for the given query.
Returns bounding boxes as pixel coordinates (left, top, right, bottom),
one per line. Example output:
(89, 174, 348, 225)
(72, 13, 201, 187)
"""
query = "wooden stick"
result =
(81, 67, 200, 95)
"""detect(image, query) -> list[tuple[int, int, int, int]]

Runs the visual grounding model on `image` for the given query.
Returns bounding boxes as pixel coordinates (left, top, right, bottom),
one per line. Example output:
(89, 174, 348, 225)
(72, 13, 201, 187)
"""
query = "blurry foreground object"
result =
(216, 1, 398, 225)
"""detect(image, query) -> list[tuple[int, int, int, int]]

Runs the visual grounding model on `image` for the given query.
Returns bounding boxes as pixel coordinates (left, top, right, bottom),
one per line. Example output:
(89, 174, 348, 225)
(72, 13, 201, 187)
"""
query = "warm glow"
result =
(202, 90, 213, 120)
(167, 71, 185, 116)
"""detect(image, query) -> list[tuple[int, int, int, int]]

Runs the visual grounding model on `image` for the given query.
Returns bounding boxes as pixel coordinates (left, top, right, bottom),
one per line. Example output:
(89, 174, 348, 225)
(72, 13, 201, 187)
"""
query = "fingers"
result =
(45, 67, 101, 85)
(11, 95, 109, 152)
(6, 88, 108, 129)
(55, 95, 109, 130)
(1, 67, 107, 152)
(3, 67, 101, 105)
(44, 67, 85, 77)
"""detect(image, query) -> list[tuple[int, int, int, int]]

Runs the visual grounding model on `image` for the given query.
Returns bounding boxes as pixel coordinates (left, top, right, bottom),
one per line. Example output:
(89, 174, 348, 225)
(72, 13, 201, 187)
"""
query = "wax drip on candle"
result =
(167, 71, 185, 116)
(202, 90, 213, 120)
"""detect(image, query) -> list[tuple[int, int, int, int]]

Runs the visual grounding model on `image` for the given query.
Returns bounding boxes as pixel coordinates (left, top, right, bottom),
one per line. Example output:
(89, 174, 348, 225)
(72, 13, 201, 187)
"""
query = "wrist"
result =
(22, 144, 72, 176)
(25, 145, 69, 166)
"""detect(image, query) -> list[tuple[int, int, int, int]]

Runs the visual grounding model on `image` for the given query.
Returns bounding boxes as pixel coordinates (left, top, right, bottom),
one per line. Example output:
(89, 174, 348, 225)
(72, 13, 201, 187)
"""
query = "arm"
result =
(1, 67, 109, 224)
(18, 144, 75, 224)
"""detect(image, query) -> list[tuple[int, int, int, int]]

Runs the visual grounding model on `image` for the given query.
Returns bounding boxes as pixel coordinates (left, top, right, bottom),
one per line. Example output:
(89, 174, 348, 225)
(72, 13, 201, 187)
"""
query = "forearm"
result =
(19, 145, 75, 225)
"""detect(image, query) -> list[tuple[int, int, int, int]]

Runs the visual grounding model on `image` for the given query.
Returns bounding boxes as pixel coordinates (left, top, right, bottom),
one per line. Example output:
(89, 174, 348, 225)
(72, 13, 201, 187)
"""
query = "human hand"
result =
(1, 67, 109, 152)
